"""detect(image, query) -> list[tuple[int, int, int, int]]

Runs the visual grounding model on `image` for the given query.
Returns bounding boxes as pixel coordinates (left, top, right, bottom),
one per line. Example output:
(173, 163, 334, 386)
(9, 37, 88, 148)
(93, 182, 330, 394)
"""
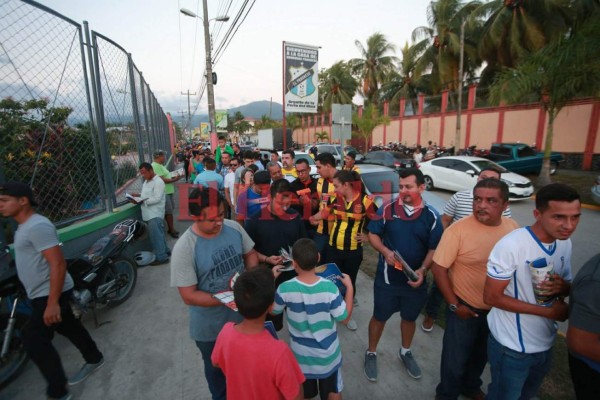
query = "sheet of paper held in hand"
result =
(213, 272, 240, 311)
(392, 250, 419, 282)
(278, 246, 295, 272)
(125, 193, 147, 203)
(170, 168, 184, 178)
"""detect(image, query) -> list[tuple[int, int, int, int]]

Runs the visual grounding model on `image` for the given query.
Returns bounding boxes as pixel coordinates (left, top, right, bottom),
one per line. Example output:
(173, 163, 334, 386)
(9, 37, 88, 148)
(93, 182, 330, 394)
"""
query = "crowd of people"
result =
(1, 139, 598, 400)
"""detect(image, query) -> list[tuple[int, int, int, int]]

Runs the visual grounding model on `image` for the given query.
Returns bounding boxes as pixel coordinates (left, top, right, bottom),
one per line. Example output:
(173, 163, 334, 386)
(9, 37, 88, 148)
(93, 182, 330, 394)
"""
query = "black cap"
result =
(0, 181, 38, 207)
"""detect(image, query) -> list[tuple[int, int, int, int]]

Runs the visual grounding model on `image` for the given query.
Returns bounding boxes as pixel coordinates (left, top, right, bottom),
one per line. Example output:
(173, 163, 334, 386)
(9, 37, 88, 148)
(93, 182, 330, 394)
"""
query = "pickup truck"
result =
(486, 143, 563, 175)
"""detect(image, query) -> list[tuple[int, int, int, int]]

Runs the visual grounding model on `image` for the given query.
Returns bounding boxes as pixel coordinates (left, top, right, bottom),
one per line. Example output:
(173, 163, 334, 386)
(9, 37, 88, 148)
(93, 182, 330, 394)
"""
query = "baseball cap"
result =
(0, 181, 39, 207)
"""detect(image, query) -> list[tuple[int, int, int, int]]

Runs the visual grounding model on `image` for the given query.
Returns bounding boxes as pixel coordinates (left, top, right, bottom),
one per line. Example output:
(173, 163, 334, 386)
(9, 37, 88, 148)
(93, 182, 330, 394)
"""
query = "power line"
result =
(213, 0, 256, 65)
(212, 0, 249, 62)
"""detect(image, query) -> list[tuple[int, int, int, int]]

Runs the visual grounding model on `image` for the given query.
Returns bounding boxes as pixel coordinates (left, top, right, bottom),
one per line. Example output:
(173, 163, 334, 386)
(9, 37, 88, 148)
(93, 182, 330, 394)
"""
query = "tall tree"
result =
(472, 0, 572, 86)
(319, 61, 358, 112)
(378, 41, 428, 113)
(489, 11, 600, 186)
(352, 104, 391, 150)
(349, 33, 397, 105)
(412, 0, 481, 95)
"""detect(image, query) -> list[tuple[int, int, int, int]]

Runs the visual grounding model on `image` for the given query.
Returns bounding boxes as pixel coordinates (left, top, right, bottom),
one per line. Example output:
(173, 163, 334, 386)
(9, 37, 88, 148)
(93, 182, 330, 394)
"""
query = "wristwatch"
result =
(449, 303, 458, 312)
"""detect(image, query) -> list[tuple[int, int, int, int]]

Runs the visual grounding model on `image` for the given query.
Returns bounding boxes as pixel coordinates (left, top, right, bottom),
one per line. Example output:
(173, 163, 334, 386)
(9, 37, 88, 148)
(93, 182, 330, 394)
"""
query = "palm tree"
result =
(490, 11, 600, 186)
(315, 131, 329, 143)
(319, 61, 358, 112)
(254, 114, 281, 130)
(352, 104, 391, 150)
(473, 0, 572, 87)
(377, 41, 428, 113)
(349, 33, 398, 105)
(412, 0, 482, 95)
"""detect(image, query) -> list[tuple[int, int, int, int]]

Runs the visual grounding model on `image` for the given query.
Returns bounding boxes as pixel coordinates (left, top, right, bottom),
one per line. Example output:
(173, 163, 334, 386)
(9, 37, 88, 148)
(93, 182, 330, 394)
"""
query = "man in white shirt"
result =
(484, 183, 581, 400)
(130, 163, 169, 265)
(224, 158, 240, 219)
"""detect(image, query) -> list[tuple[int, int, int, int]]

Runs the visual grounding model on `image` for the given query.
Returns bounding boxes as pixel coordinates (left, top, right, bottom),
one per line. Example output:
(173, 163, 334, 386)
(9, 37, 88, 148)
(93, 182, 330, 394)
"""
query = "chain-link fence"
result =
(0, 0, 173, 237)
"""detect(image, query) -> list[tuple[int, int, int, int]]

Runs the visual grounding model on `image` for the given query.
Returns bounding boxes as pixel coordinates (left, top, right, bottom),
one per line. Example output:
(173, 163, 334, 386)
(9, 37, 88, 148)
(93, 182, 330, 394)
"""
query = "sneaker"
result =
(353, 297, 359, 307)
(346, 318, 358, 331)
(399, 350, 422, 379)
(48, 394, 73, 400)
(364, 352, 378, 382)
(169, 231, 179, 239)
(421, 315, 435, 332)
(68, 358, 105, 386)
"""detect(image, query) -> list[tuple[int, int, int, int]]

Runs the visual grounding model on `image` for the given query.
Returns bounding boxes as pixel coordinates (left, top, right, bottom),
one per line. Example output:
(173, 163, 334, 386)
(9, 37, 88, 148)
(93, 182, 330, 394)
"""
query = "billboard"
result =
(200, 122, 209, 139)
(284, 42, 319, 113)
(215, 110, 228, 130)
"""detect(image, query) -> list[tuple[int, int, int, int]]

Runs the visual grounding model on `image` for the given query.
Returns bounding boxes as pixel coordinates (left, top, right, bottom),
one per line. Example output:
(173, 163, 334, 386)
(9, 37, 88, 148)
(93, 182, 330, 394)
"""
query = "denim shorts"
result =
(373, 281, 428, 322)
(165, 193, 174, 214)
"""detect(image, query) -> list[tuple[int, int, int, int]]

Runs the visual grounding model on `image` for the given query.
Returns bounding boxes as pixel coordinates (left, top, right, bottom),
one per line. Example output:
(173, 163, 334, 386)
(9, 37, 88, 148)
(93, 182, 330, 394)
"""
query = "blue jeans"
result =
(436, 304, 489, 400)
(195, 340, 226, 400)
(147, 217, 169, 261)
(487, 334, 552, 400)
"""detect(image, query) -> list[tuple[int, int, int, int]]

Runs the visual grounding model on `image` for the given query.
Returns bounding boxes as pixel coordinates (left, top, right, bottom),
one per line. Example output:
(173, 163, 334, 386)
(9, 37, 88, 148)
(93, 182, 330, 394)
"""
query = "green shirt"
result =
(151, 161, 174, 194)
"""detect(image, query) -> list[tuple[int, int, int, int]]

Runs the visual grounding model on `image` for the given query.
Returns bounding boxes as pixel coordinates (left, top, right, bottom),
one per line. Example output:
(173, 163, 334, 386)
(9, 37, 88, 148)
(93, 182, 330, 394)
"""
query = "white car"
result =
(277, 151, 318, 176)
(358, 164, 446, 212)
(418, 156, 534, 200)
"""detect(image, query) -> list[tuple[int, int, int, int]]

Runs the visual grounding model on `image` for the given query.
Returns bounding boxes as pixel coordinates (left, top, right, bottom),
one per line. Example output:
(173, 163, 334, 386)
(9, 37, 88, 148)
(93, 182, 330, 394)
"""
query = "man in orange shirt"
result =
(431, 179, 519, 400)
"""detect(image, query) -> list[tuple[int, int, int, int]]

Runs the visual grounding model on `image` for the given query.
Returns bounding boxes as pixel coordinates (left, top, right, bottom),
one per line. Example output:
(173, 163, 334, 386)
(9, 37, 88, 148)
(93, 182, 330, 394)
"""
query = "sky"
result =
(36, 0, 431, 117)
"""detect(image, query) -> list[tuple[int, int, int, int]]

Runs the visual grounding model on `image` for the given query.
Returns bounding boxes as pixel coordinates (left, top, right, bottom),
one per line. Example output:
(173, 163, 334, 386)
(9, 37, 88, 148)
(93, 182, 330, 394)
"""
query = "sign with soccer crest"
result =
(284, 42, 319, 113)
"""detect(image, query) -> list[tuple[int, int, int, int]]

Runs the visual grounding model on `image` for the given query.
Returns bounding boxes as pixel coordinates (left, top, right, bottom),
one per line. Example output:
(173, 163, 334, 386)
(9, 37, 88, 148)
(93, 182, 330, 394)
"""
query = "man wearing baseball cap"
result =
(0, 182, 104, 400)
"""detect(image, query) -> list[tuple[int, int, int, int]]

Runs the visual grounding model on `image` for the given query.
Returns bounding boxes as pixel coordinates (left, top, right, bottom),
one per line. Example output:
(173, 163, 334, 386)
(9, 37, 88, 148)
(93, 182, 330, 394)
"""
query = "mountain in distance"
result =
(173, 100, 284, 128)
(228, 100, 283, 120)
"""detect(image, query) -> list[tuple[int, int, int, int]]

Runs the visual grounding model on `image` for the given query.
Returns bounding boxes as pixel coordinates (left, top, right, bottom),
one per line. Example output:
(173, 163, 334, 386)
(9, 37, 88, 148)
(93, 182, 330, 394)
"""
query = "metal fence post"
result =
(128, 54, 145, 164)
(90, 32, 117, 210)
(82, 21, 106, 207)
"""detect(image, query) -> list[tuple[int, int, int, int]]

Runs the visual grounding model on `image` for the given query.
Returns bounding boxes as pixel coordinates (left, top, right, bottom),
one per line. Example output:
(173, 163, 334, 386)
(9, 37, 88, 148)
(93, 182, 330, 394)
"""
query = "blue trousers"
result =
(487, 334, 552, 400)
(195, 340, 226, 400)
(436, 304, 489, 399)
(147, 217, 169, 261)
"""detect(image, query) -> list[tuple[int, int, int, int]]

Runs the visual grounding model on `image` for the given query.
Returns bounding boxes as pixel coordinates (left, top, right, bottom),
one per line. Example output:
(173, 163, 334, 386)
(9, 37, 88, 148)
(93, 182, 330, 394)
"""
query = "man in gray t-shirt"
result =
(0, 182, 103, 399)
(170, 186, 257, 400)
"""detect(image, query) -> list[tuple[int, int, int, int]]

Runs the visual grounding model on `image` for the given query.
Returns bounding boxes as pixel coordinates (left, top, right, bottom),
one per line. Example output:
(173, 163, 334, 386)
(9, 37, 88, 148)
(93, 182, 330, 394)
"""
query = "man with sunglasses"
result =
(290, 158, 318, 238)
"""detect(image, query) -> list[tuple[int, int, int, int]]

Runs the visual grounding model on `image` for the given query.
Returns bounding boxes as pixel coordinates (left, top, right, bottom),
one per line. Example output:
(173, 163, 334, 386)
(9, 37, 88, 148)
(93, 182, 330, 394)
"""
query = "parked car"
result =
(418, 156, 534, 200)
(358, 164, 446, 212)
(592, 175, 600, 204)
(276, 151, 318, 176)
(360, 151, 415, 172)
(486, 143, 563, 175)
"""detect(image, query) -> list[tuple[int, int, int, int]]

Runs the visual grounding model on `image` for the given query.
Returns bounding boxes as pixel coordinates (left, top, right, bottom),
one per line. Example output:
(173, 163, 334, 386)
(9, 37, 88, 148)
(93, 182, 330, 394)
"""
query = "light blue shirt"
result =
(194, 170, 224, 190)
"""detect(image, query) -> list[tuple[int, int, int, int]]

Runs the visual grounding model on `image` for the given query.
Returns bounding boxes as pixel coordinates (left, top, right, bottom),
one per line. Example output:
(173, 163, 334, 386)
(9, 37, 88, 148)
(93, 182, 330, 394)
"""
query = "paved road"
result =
(3, 186, 597, 400)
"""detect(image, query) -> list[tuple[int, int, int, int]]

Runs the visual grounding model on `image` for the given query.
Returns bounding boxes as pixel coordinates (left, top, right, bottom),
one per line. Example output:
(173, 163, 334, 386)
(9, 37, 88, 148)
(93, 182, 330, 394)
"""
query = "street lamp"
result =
(180, 3, 229, 151)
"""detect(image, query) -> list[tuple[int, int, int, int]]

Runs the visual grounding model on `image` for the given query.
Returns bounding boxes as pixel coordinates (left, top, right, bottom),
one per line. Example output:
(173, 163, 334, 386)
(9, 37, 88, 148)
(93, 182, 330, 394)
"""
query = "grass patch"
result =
(361, 243, 576, 399)
(529, 170, 598, 205)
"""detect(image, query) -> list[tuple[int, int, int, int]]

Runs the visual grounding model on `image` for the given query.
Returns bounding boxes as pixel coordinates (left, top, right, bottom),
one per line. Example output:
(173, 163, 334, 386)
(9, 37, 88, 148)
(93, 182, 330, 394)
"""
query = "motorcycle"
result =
(0, 247, 30, 389)
(67, 219, 143, 325)
(0, 219, 143, 387)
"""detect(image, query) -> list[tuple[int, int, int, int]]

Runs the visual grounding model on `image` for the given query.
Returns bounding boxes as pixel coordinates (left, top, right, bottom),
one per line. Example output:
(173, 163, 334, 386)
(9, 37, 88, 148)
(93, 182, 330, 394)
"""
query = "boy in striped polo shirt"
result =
(273, 238, 354, 400)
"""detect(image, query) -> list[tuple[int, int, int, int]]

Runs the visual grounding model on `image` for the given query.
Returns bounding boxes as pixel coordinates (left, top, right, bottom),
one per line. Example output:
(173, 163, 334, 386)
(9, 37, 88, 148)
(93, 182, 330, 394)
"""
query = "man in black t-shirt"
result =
(289, 158, 318, 238)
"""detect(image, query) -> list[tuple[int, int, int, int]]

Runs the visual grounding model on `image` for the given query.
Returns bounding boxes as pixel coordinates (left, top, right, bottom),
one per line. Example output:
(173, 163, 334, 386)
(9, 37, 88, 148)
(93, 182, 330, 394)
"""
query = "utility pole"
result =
(202, 0, 218, 151)
(454, 19, 466, 154)
(181, 90, 196, 129)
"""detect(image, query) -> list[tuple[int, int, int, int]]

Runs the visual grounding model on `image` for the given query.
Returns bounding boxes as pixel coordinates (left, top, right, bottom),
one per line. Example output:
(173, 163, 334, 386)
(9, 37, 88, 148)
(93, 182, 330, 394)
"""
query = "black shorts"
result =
(303, 369, 343, 400)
